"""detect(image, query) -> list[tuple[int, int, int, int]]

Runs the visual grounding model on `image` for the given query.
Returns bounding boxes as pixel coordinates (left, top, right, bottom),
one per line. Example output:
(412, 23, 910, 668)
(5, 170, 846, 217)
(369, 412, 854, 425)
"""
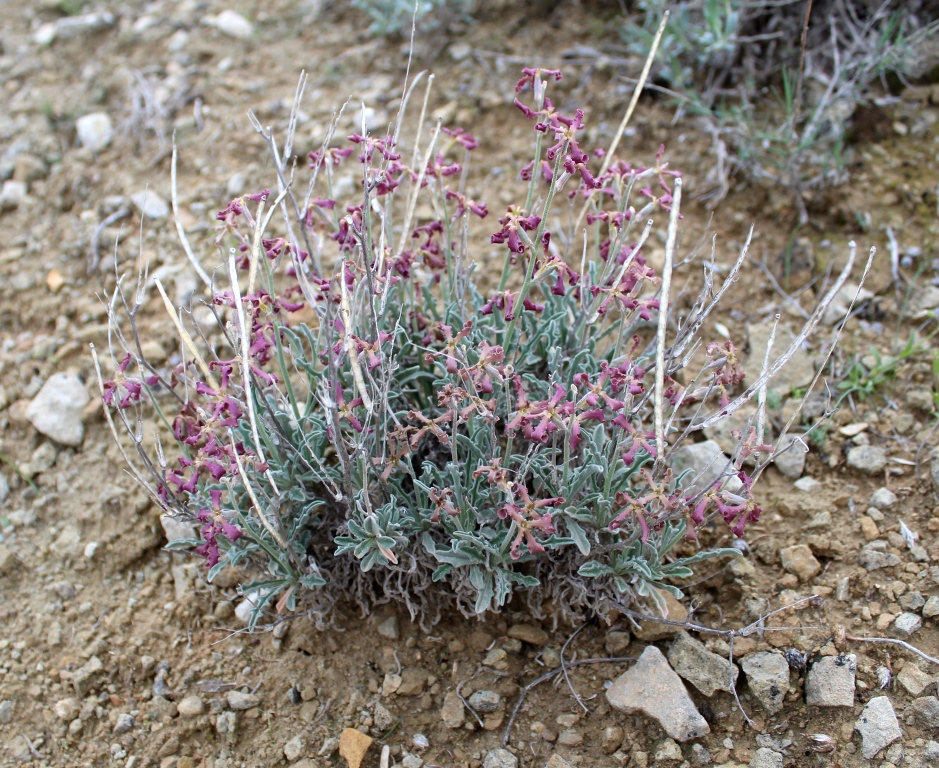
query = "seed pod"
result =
(808, 734, 836, 753)
(876, 666, 892, 690)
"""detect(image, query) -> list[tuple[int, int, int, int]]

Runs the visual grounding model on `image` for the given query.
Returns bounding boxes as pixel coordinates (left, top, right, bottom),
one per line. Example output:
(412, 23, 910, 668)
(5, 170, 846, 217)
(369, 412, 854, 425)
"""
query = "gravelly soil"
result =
(1, 2, 938, 768)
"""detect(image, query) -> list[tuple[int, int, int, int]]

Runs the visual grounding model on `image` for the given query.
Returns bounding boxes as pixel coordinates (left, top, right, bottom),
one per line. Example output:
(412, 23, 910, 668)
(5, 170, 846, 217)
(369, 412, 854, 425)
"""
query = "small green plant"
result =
(351, 0, 471, 36)
(835, 331, 934, 405)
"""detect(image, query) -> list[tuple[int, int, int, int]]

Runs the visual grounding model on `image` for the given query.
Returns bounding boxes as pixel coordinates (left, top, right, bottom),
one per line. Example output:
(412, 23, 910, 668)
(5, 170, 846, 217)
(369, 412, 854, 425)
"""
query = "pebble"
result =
(482, 647, 509, 669)
(54, 697, 81, 721)
(870, 487, 898, 509)
(396, 668, 429, 696)
(689, 743, 711, 766)
(507, 624, 548, 645)
(482, 748, 518, 768)
(893, 612, 922, 636)
(605, 630, 631, 656)
(794, 476, 821, 492)
(633, 589, 689, 641)
(376, 615, 399, 639)
(54, 11, 116, 41)
(373, 702, 393, 730)
(779, 544, 821, 582)
(652, 737, 683, 764)
(131, 190, 170, 219)
(773, 434, 806, 478)
(855, 696, 902, 759)
(805, 654, 856, 707)
(748, 747, 782, 768)
(740, 652, 789, 715)
(601, 725, 624, 754)
(216, 710, 238, 743)
(0, 474, 8, 504)
(75, 112, 113, 153)
(440, 691, 464, 729)
(25, 372, 89, 446)
(177, 695, 205, 717)
(911, 696, 939, 728)
(606, 645, 710, 741)
(923, 596, 939, 618)
(846, 445, 887, 474)
(0, 700, 12, 724)
(468, 690, 501, 713)
(382, 673, 401, 696)
(667, 631, 739, 697)
(161, 514, 198, 542)
(0, 180, 26, 210)
(227, 690, 260, 710)
(207, 10, 255, 39)
(858, 546, 901, 571)
(672, 440, 742, 495)
(283, 735, 304, 761)
(113, 712, 134, 733)
(557, 729, 583, 746)
(401, 755, 423, 768)
(541, 647, 561, 668)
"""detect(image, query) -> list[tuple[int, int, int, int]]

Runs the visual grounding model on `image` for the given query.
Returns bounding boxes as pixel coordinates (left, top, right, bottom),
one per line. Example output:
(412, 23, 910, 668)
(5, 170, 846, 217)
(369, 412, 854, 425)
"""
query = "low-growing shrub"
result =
(98, 64, 859, 631)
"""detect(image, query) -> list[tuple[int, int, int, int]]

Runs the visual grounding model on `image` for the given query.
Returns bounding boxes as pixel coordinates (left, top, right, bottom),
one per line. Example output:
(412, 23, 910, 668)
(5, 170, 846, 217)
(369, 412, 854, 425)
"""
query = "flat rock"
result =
(483, 749, 518, 768)
(507, 624, 548, 646)
(227, 690, 260, 710)
(177, 695, 204, 717)
(440, 691, 464, 729)
(870, 487, 898, 509)
(283, 735, 304, 761)
(805, 654, 856, 707)
(652, 737, 683, 765)
(911, 696, 939, 728)
(672, 440, 742, 495)
(897, 664, 935, 697)
(376, 615, 399, 639)
(396, 668, 429, 696)
(131, 190, 170, 219)
(667, 631, 739, 697)
(855, 696, 902, 759)
(748, 747, 783, 768)
(25, 372, 89, 446)
(338, 728, 373, 768)
(468, 690, 501, 713)
(206, 10, 254, 39)
(779, 544, 820, 582)
(893, 612, 922, 637)
(633, 589, 689, 642)
(75, 112, 113, 152)
(740, 652, 789, 715)
(606, 645, 710, 742)
(858, 546, 901, 571)
(846, 445, 886, 474)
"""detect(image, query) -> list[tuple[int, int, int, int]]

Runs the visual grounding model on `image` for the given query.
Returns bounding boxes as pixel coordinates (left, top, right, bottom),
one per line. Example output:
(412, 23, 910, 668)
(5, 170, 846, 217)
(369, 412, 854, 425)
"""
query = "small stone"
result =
(0, 180, 25, 210)
(633, 589, 689, 641)
(911, 696, 939, 728)
(794, 476, 821, 492)
(382, 673, 401, 696)
(114, 712, 134, 733)
(899, 590, 925, 611)
(83, 541, 99, 559)
(557, 729, 583, 746)
(672, 440, 742, 495)
(855, 696, 902, 759)
(807, 510, 831, 528)
(468, 690, 501, 713)
(846, 445, 887, 474)
(805, 654, 856, 707)
(0, 700, 12, 724)
(51, 579, 76, 600)
(55, 697, 81, 721)
(449, 42, 471, 61)
(373, 702, 394, 730)
(227, 690, 260, 710)
(75, 112, 114, 153)
(207, 10, 254, 39)
(55, 11, 115, 40)
(177, 695, 205, 717)
(858, 547, 901, 571)
(923, 595, 939, 617)
(440, 691, 465, 729)
(893, 612, 922, 636)
(606, 645, 709, 742)
(71, 655, 104, 695)
(870, 488, 898, 509)
(606, 630, 631, 656)
(396, 668, 429, 696)
(689, 743, 711, 766)
(482, 647, 509, 669)
(667, 631, 739, 697)
(216, 710, 238, 743)
(131, 190, 170, 219)
(25, 372, 89, 446)
(740, 652, 789, 715)
(602, 725, 624, 754)
(897, 664, 935, 697)
(507, 624, 549, 645)
(652, 737, 683, 765)
(541, 647, 561, 668)
(376, 615, 399, 639)
(283, 735, 304, 761)
(214, 601, 234, 620)
(773, 434, 806, 478)
(161, 514, 198, 542)
(401, 756, 423, 768)
(482, 748, 518, 768)
(748, 747, 782, 768)
(779, 544, 821, 582)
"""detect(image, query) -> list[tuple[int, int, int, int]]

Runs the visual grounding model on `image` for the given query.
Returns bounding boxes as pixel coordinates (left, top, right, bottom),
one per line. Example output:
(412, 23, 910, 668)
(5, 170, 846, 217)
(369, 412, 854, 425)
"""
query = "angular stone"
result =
(667, 631, 739, 697)
(924, 595, 939, 618)
(911, 696, 939, 728)
(25, 372, 89, 446)
(482, 748, 518, 768)
(377, 615, 399, 639)
(672, 440, 742, 495)
(805, 654, 856, 707)
(338, 728, 373, 768)
(557, 729, 583, 746)
(216, 710, 238, 743)
(652, 737, 683, 765)
(283, 735, 304, 761)
(740, 652, 789, 715)
(893, 612, 922, 637)
(227, 690, 260, 710)
(897, 664, 935, 697)
(373, 702, 393, 730)
(441, 691, 464, 729)
(507, 624, 548, 646)
(54, 697, 81, 721)
(779, 544, 821, 582)
(846, 445, 887, 474)
(605, 630, 631, 656)
(468, 690, 501, 713)
(633, 589, 689, 642)
(396, 668, 429, 696)
(748, 748, 782, 768)
(858, 547, 901, 571)
(855, 696, 902, 759)
(870, 488, 898, 509)
(606, 645, 710, 742)
(773, 434, 806, 479)
(71, 655, 104, 695)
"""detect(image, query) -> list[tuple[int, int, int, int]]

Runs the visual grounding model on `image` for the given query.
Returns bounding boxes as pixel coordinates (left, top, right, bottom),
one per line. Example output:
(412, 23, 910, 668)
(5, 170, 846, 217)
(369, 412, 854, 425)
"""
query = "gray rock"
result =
(667, 631, 738, 697)
(440, 691, 464, 729)
(0, 473, 8, 504)
(602, 725, 625, 755)
(468, 690, 501, 713)
(652, 737, 683, 765)
(55, 12, 116, 41)
(672, 440, 742, 495)
(377, 615, 399, 639)
(71, 655, 104, 695)
(557, 729, 583, 746)
(748, 748, 782, 768)
(131, 190, 170, 219)
(217, 710, 238, 743)
(177, 695, 205, 717)
(740, 652, 789, 715)
(689, 743, 711, 766)
(113, 712, 134, 733)
(912, 696, 939, 728)
(401, 755, 423, 768)
(606, 645, 710, 742)
(899, 590, 926, 612)
(794, 476, 821, 492)
(923, 596, 939, 618)
(858, 546, 901, 571)
(482, 748, 518, 768)
(75, 112, 113, 153)
(606, 630, 631, 656)
(932, 449, 939, 494)
(846, 445, 886, 474)
(161, 514, 198, 542)
(870, 487, 898, 509)
(373, 702, 394, 730)
(54, 697, 81, 721)
(855, 696, 902, 759)
(747, 323, 815, 396)
(227, 690, 260, 710)
(0, 180, 26, 210)
(25, 372, 89, 446)
(773, 434, 806, 478)
(0, 699, 12, 724)
(893, 612, 922, 637)
(805, 654, 856, 707)
(283, 735, 304, 761)
(207, 10, 254, 39)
